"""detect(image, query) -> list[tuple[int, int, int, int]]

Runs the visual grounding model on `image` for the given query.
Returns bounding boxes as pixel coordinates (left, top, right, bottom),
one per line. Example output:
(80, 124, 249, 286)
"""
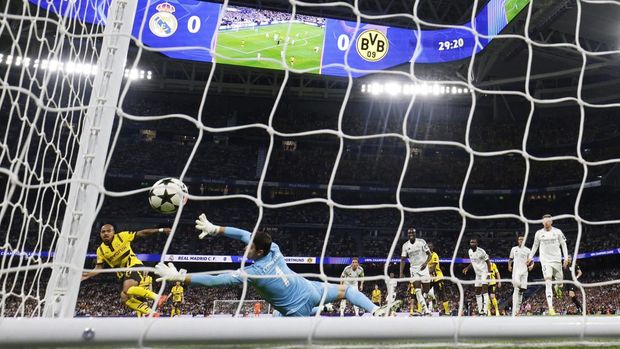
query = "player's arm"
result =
(359, 269, 364, 291)
(156, 263, 242, 287)
(81, 263, 104, 281)
(559, 231, 569, 268)
(339, 270, 346, 286)
(400, 244, 407, 278)
(508, 248, 514, 272)
(528, 233, 540, 264)
(195, 214, 251, 244)
(399, 256, 407, 278)
(421, 246, 431, 270)
(495, 266, 502, 288)
(575, 265, 582, 280)
(135, 227, 171, 238)
(462, 262, 472, 275)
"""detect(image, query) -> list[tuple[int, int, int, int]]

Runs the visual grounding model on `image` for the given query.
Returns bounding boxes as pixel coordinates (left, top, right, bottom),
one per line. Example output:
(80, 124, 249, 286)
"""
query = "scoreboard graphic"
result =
(29, 0, 530, 77)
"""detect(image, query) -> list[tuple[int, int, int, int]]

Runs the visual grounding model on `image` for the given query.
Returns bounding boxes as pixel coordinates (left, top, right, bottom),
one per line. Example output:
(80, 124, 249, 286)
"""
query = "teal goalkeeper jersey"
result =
(191, 227, 317, 316)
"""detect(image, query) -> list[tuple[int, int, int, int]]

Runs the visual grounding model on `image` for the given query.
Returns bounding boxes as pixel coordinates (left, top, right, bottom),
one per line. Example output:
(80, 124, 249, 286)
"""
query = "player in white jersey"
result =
(399, 228, 431, 314)
(462, 237, 492, 316)
(508, 235, 533, 316)
(528, 214, 569, 316)
(386, 272, 398, 315)
(339, 257, 365, 316)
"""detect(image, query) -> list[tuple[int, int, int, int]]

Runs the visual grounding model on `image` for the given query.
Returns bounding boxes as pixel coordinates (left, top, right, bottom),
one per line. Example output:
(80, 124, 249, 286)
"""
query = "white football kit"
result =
(529, 227, 568, 280)
(510, 245, 531, 289)
(468, 247, 490, 287)
(401, 239, 431, 283)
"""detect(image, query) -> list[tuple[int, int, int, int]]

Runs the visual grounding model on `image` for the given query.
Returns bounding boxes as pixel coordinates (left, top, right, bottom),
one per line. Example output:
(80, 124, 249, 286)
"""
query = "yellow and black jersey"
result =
(371, 289, 382, 303)
(489, 262, 499, 286)
(139, 274, 153, 290)
(430, 252, 444, 280)
(171, 285, 184, 302)
(96, 231, 143, 278)
(407, 282, 415, 295)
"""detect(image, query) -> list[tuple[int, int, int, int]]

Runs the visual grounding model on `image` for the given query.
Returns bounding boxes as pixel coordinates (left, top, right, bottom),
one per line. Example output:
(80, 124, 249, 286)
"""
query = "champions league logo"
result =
(149, 2, 178, 38)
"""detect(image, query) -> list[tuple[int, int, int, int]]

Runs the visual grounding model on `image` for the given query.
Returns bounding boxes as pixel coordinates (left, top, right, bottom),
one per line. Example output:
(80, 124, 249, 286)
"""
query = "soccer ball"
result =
(148, 178, 188, 214)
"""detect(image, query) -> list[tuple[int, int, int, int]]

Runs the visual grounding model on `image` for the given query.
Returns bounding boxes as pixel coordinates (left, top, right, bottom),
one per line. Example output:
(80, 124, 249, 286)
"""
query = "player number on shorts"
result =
(275, 266, 290, 287)
(188, 16, 200, 34)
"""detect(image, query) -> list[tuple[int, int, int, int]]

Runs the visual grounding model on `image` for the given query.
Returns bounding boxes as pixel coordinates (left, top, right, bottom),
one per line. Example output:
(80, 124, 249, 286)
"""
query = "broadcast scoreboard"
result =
(31, 0, 529, 77)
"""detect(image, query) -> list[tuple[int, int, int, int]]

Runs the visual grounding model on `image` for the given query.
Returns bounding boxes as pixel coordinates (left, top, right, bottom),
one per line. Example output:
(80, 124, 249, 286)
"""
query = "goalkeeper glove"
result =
(195, 213, 220, 239)
(155, 262, 187, 283)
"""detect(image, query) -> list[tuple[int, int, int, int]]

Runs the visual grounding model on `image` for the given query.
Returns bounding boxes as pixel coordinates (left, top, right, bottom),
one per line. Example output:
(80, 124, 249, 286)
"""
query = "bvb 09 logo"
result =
(356, 29, 388, 62)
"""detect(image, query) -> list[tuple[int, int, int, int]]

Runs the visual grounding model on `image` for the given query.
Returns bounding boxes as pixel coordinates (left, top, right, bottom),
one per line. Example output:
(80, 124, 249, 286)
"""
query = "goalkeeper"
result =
(155, 214, 401, 317)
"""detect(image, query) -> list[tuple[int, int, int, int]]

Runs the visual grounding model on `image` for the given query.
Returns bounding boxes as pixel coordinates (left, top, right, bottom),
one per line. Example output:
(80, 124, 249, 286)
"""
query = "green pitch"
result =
(214, 23, 325, 73)
(505, 0, 530, 22)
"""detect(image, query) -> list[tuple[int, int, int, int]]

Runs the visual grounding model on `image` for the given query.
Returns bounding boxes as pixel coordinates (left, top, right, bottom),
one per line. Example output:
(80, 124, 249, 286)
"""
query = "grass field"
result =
(215, 23, 325, 73)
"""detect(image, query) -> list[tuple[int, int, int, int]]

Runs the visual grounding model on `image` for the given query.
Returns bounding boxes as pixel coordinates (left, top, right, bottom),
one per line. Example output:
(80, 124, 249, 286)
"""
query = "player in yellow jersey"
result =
(488, 261, 502, 316)
(371, 284, 382, 306)
(168, 281, 185, 317)
(81, 224, 171, 316)
(136, 271, 153, 317)
(427, 242, 450, 315)
(406, 281, 418, 315)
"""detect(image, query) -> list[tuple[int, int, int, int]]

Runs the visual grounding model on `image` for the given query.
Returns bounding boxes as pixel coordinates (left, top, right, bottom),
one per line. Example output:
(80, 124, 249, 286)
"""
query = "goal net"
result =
(212, 299, 271, 317)
(1, 0, 620, 347)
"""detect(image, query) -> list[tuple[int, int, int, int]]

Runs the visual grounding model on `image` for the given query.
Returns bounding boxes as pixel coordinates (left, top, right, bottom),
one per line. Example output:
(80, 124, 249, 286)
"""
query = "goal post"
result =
(0, 317, 619, 347)
(41, 0, 138, 318)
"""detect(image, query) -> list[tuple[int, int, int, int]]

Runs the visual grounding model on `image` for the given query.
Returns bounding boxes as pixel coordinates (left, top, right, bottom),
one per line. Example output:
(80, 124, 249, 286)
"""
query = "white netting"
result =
(1, 0, 620, 347)
(212, 299, 271, 316)
(0, 0, 110, 317)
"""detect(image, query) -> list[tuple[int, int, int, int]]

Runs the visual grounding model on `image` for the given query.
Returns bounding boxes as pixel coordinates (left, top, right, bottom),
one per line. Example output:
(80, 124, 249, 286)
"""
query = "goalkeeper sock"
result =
(127, 286, 158, 301)
(344, 287, 376, 313)
(492, 297, 499, 316)
(171, 308, 176, 317)
(417, 302, 422, 313)
(125, 298, 150, 315)
(545, 281, 554, 311)
(443, 301, 450, 315)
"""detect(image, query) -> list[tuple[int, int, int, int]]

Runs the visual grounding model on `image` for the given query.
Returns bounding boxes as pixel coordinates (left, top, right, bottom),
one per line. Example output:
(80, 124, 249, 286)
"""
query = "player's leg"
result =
(481, 283, 490, 315)
(121, 279, 151, 315)
(125, 271, 161, 303)
(413, 280, 428, 313)
(339, 299, 347, 317)
(511, 275, 522, 316)
(489, 285, 499, 316)
(427, 285, 436, 312)
(474, 274, 483, 314)
(541, 263, 555, 314)
(434, 281, 450, 315)
(553, 264, 564, 301)
(568, 287, 582, 314)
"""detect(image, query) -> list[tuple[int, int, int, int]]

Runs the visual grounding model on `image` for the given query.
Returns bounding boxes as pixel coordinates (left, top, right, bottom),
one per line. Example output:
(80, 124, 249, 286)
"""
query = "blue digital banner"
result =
(3, 247, 619, 264)
(27, 0, 530, 77)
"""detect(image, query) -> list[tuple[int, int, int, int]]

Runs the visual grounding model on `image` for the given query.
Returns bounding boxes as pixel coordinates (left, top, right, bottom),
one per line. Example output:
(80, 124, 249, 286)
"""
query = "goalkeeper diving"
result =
(155, 214, 401, 316)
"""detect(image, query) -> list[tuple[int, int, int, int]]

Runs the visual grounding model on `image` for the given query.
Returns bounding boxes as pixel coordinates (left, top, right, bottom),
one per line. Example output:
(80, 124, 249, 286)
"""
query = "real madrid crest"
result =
(149, 2, 178, 38)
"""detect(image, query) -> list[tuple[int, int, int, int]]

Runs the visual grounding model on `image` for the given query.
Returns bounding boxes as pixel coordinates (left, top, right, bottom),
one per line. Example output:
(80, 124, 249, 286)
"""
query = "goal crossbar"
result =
(0, 317, 618, 347)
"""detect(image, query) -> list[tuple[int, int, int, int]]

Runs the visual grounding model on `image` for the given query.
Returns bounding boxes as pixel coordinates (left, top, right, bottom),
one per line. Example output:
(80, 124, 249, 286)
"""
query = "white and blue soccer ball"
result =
(148, 177, 188, 214)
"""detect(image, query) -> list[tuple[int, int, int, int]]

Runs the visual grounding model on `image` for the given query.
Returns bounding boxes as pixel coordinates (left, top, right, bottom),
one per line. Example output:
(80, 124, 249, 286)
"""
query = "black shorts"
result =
(173, 301, 182, 307)
(488, 284, 497, 294)
(430, 280, 444, 291)
(122, 265, 146, 284)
